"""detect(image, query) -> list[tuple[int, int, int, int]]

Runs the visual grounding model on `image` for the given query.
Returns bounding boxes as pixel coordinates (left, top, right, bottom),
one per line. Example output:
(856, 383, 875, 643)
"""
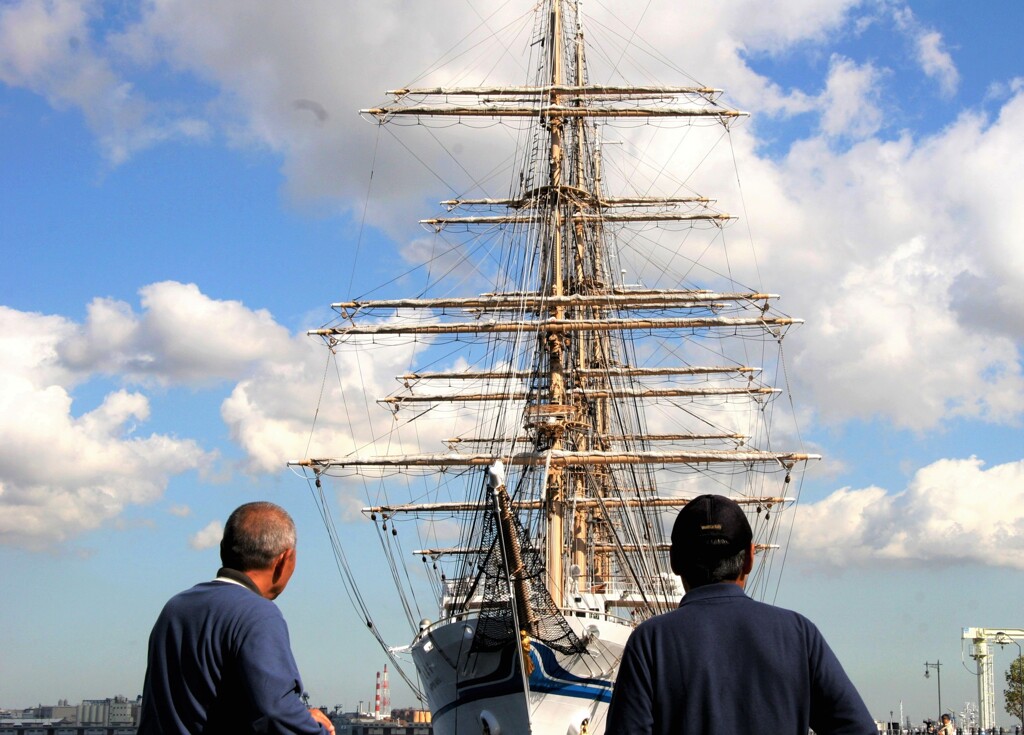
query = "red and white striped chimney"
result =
(374, 670, 381, 720)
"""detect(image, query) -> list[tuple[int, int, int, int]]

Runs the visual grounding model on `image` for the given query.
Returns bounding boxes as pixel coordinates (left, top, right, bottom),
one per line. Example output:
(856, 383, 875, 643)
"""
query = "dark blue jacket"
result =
(605, 583, 874, 734)
(139, 574, 325, 734)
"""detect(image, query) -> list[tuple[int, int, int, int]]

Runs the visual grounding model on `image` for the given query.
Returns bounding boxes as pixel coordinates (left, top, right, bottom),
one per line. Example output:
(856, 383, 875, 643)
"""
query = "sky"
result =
(1, 0, 1023, 727)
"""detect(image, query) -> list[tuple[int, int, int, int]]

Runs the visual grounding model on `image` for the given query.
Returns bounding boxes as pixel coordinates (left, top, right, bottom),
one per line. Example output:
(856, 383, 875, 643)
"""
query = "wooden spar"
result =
(594, 542, 778, 554)
(367, 495, 789, 515)
(440, 195, 712, 208)
(362, 105, 746, 120)
(384, 84, 725, 97)
(603, 432, 748, 442)
(445, 432, 748, 446)
(380, 386, 779, 404)
(290, 448, 818, 470)
(332, 291, 779, 311)
(402, 366, 760, 380)
(598, 195, 712, 205)
(311, 315, 801, 337)
(420, 212, 733, 226)
(446, 437, 538, 447)
(414, 542, 779, 556)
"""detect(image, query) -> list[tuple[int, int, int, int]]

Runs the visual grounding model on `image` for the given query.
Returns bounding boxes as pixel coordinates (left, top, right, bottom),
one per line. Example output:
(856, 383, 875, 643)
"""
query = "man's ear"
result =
(272, 548, 295, 581)
(743, 541, 755, 575)
(669, 546, 682, 577)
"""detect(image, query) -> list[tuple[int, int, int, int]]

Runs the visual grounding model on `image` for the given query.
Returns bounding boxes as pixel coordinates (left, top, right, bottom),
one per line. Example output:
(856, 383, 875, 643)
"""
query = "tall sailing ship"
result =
(293, 2, 816, 733)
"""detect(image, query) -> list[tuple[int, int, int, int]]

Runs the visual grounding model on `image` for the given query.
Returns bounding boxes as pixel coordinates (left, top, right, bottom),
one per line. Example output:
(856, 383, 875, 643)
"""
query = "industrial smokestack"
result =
(374, 670, 381, 720)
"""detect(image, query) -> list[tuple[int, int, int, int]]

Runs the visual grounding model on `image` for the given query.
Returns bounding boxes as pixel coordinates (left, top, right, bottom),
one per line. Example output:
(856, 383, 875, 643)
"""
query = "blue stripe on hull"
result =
(528, 644, 613, 703)
(432, 644, 523, 719)
(428, 640, 614, 719)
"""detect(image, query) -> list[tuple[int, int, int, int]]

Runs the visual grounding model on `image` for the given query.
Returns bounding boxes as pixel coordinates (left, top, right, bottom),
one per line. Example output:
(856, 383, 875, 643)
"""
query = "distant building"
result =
(331, 710, 432, 735)
(77, 699, 109, 727)
(0, 695, 142, 729)
(107, 698, 135, 727)
(35, 700, 77, 724)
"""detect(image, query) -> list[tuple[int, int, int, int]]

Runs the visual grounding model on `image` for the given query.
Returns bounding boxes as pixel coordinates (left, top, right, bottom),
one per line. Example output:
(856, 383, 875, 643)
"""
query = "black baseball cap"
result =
(671, 494, 753, 561)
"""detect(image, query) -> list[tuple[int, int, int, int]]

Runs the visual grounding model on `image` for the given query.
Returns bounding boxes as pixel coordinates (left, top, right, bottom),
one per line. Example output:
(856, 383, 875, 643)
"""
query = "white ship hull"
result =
(412, 612, 630, 735)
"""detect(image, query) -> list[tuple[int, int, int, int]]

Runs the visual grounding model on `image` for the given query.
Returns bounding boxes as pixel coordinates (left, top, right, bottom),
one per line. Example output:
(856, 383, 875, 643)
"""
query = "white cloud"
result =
(797, 235, 1023, 428)
(893, 6, 959, 98)
(915, 30, 959, 98)
(819, 55, 885, 140)
(189, 520, 222, 550)
(791, 457, 1024, 569)
(107, 0, 514, 229)
(0, 284, 297, 550)
(0, 371, 210, 550)
(221, 330, 442, 476)
(0, 0, 871, 230)
(743, 85, 1024, 431)
(0, 0, 208, 164)
(0, 284, 475, 548)
(0, 306, 78, 388)
(62, 282, 294, 384)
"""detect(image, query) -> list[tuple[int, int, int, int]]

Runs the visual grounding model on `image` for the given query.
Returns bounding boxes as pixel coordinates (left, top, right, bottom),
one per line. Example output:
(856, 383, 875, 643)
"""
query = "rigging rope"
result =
(307, 473, 425, 702)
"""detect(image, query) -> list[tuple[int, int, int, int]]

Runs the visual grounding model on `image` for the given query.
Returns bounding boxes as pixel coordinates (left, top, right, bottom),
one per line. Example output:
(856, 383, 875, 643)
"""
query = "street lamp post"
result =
(996, 632, 1024, 734)
(924, 661, 943, 722)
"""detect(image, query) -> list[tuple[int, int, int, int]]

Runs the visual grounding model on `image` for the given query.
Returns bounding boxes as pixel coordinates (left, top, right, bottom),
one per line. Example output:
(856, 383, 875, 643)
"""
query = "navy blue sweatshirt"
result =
(606, 583, 874, 734)
(139, 572, 325, 734)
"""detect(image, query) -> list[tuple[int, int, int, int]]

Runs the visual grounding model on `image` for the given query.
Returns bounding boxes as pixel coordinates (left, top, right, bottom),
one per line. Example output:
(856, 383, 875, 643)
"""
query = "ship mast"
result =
(543, 0, 568, 609)
(293, 0, 814, 624)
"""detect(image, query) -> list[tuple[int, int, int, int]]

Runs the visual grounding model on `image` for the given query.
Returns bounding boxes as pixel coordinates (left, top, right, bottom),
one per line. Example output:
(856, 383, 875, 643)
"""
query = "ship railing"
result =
(433, 581, 675, 630)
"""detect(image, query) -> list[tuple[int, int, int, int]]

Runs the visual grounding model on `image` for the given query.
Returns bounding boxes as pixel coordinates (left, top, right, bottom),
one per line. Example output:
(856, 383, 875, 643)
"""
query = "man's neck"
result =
(682, 577, 747, 593)
(216, 567, 260, 595)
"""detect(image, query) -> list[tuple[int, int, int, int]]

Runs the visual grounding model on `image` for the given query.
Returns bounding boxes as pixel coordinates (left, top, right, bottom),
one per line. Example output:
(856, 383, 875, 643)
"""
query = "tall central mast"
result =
(543, 0, 568, 609)
(297, 0, 810, 629)
(293, 4, 822, 729)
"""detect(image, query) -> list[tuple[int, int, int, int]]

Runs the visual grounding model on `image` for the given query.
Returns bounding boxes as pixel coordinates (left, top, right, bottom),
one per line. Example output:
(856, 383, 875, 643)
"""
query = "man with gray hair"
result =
(139, 501, 334, 734)
(606, 494, 874, 734)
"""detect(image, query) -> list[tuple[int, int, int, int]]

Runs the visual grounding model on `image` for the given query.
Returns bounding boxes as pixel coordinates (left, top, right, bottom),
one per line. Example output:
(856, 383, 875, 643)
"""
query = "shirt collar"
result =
(678, 581, 747, 607)
(215, 566, 260, 595)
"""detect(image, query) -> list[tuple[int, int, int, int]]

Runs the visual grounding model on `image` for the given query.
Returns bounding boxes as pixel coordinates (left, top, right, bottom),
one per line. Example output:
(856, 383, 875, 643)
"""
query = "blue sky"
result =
(2, 0, 1023, 727)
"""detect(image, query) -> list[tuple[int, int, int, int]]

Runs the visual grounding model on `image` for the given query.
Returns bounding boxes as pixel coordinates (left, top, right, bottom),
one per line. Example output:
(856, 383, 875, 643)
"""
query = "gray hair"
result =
(220, 501, 296, 571)
(677, 547, 747, 588)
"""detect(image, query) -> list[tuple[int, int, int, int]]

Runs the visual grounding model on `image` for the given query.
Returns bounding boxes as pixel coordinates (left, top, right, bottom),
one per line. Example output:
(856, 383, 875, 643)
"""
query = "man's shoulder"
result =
(729, 593, 820, 632)
(639, 585, 818, 634)
(164, 580, 280, 619)
(169, 579, 254, 599)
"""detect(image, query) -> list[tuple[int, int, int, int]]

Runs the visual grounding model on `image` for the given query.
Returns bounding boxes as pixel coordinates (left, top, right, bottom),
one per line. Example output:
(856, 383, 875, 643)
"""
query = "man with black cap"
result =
(605, 494, 874, 734)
